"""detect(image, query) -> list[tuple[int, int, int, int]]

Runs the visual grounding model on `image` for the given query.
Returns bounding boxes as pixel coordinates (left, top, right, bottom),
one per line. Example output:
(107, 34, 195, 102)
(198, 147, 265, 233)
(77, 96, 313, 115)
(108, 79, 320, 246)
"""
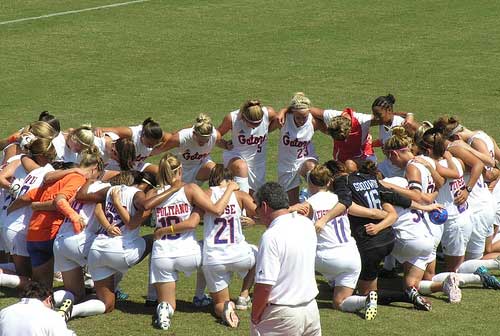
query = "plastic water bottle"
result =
(299, 188, 310, 203)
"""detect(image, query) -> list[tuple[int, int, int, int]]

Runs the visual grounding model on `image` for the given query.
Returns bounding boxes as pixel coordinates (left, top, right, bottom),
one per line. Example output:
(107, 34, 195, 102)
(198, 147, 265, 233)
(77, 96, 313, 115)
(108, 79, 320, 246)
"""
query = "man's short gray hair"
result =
(255, 182, 289, 210)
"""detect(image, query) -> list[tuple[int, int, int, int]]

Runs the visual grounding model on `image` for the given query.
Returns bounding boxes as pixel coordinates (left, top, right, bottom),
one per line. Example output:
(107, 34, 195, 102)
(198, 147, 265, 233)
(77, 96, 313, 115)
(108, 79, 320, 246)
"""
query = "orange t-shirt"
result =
(26, 173, 86, 242)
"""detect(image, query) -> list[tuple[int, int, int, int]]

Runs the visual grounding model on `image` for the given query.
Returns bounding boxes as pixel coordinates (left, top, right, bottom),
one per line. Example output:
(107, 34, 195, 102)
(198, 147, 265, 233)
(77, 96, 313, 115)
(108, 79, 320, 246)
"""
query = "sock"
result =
(457, 259, 500, 273)
(72, 299, 106, 318)
(0, 263, 16, 273)
(0, 273, 21, 288)
(418, 281, 433, 295)
(383, 255, 396, 271)
(53, 290, 75, 306)
(194, 270, 207, 298)
(114, 272, 124, 291)
(234, 176, 249, 193)
(339, 296, 366, 312)
(432, 272, 481, 286)
(378, 289, 411, 305)
(146, 257, 157, 301)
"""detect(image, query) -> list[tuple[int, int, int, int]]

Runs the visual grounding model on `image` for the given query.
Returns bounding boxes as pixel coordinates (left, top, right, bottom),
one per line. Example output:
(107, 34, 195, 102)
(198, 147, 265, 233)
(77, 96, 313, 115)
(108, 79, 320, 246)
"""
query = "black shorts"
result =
(358, 242, 394, 281)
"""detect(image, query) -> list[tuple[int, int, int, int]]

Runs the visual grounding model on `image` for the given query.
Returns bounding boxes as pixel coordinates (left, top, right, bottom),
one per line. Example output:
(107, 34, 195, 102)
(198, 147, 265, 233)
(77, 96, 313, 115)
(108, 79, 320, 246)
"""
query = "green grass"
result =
(1, 0, 500, 335)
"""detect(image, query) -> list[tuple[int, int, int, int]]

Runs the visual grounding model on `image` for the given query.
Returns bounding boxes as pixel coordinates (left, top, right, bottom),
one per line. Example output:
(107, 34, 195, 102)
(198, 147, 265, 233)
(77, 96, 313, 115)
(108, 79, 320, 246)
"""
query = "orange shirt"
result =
(26, 173, 86, 242)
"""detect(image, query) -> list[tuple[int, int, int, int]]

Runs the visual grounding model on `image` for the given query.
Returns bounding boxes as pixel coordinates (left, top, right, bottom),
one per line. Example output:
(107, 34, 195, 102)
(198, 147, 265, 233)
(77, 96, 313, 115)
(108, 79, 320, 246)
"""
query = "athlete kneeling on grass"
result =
(142, 153, 239, 330)
(200, 164, 258, 328)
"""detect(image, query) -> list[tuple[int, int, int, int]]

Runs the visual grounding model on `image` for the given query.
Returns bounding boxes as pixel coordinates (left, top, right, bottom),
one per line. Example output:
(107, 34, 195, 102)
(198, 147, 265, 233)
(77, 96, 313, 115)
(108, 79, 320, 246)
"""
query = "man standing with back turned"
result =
(250, 182, 321, 335)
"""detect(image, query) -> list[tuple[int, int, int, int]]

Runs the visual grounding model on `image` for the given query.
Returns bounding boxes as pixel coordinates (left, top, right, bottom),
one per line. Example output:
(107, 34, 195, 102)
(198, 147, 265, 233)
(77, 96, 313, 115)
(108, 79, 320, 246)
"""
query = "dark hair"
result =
(139, 171, 157, 189)
(209, 164, 233, 187)
(38, 111, 61, 133)
(142, 117, 163, 141)
(372, 94, 396, 111)
(21, 281, 53, 301)
(254, 182, 289, 210)
(324, 160, 347, 178)
(433, 115, 462, 140)
(51, 161, 77, 170)
(418, 128, 446, 158)
(358, 160, 379, 177)
(109, 171, 135, 186)
(115, 138, 136, 171)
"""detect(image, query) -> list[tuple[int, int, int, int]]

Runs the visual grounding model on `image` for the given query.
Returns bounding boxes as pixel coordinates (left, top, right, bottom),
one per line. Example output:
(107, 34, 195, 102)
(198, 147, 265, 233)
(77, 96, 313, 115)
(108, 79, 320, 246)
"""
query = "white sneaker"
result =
(364, 291, 378, 320)
(222, 301, 239, 328)
(155, 302, 173, 330)
(235, 296, 251, 310)
(443, 272, 462, 304)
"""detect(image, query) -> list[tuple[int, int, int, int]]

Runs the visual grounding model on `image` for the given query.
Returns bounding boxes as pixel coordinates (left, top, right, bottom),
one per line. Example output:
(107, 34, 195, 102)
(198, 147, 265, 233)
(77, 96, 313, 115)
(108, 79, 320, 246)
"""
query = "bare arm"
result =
(150, 132, 176, 156)
(251, 283, 273, 325)
(94, 203, 121, 237)
(348, 203, 387, 219)
(75, 180, 109, 203)
(364, 203, 397, 236)
(141, 185, 182, 210)
(44, 168, 85, 184)
(189, 182, 239, 216)
(0, 160, 21, 189)
(236, 190, 257, 218)
(94, 126, 132, 138)
(313, 202, 347, 233)
(111, 188, 131, 226)
(216, 114, 233, 137)
(154, 208, 202, 240)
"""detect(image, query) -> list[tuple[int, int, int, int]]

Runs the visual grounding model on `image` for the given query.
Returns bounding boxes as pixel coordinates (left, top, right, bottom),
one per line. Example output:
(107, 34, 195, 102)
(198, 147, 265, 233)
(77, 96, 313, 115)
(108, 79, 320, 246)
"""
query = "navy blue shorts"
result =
(27, 239, 55, 267)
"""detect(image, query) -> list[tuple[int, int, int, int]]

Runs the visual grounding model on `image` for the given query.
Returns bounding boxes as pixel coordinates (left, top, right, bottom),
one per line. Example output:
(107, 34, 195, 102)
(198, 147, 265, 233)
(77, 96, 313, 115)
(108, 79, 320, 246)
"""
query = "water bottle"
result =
(299, 188, 310, 203)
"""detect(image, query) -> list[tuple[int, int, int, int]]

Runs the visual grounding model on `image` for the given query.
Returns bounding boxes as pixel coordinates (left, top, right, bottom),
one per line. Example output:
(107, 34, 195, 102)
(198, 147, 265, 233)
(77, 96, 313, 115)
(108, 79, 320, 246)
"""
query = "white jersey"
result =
(151, 186, 199, 258)
(203, 186, 247, 265)
(52, 133, 79, 163)
(464, 170, 493, 211)
(406, 155, 437, 195)
(379, 115, 405, 145)
(467, 131, 495, 170)
(129, 125, 154, 163)
(92, 185, 140, 252)
(4, 164, 54, 234)
(225, 107, 270, 161)
(0, 157, 29, 227)
(58, 181, 111, 237)
(436, 157, 468, 218)
(307, 191, 355, 252)
(176, 127, 216, 170)
(383, 177, 432, 241)
(278, 113, 317, 172)
(0, 155, 24, 232)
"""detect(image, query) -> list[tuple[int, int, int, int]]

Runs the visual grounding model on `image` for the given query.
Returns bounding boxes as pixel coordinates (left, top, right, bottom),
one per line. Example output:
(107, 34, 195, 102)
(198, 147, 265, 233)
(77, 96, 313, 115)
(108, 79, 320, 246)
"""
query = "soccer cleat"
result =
(154, 302, 173, 330)
(235, 296, 252, 310)
(443, 273, 462, 304)
(364, 291, 378, 321)
(474, 266, 500, 289)
(222, 301, 239, 328)
(115, 289, 129, 301)
(405, 286, 432, 311)
(57, 299, 73, 322)
(193, 294, 213, 308)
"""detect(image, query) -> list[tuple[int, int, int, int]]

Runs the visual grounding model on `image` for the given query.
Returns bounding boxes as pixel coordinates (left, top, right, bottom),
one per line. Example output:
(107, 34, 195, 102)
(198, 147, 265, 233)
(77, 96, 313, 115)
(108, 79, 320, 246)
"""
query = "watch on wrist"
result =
(466, 186, 473, 193)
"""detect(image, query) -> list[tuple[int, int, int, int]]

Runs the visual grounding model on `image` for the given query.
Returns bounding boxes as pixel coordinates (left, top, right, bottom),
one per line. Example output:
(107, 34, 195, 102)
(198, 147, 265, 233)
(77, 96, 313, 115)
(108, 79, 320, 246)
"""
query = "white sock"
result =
(418, 281, 434, 295)
(0, 273, 21, 288)
(194, 270, 207, 298)
(72, 299, 106, 318)
(339, 296, 366, 312)
(457, 259, 500, 273)
(0, 263, 16, 273)
(53, 290, 75, 306)
(383, 255, 396, 270)
(234, 176, 249, 193)
(432, 272, 481, 286)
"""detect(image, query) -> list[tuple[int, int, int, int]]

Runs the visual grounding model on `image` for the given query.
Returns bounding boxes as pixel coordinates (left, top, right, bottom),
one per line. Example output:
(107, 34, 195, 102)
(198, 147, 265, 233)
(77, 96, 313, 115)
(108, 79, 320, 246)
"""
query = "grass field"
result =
(1, 0, 500, 335)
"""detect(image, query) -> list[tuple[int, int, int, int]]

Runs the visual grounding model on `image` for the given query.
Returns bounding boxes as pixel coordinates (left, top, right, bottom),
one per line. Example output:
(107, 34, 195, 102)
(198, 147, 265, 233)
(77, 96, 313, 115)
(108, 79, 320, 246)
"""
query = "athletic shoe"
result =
(154, 302, 173, 330)
(364, 291, 378, 320)
(443, 273, 462, 304)
(474, 266, 500, 289)
(405, 286, 432, 311)
(235, 296, 252, 310)
(192, 294, 213, 308)
(115, 289, 129, 301)
(222, 301, 239, 328)
(57, 299, 73, 322)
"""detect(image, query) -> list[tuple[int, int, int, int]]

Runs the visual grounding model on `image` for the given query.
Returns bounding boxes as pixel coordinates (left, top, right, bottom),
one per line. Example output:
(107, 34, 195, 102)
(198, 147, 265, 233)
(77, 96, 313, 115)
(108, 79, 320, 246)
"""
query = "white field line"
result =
(0, 0, 151, 26)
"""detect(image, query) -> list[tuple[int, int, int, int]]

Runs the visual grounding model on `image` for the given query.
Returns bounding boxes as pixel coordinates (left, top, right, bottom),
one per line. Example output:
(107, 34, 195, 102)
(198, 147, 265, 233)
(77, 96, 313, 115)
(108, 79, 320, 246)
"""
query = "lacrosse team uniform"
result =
(54, 181, 111, 272)
(3, 163, 54, 258)
(308, 191, 361, 289)
(384, 177, 434, 270)
(88, 185, 145, 281)
(222, 108, 270, 191)
(436, 157, 473, 257)
(202, 186, 256, 293)
(277, 113, 317, 192)
(52, 133, 79, 163)
(175, 127, 217, 183)
(150, 186, 201, 284)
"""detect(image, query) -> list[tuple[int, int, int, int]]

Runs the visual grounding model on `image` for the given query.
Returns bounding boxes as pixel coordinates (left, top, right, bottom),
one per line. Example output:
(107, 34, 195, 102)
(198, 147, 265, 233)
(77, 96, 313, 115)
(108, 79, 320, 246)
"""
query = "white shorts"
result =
(203, 253, 256, 293)
(150, 252, 201, 284)
(223, 152, 265, 192)
(182, 159, 213, 184)
(315, 245, 361, 289)
(53, 233, 96, 273)
(391, 237, 434, 270)
(466, 207, 495, 258)
(251, 299, 321, 336)
(88, 239, 145, 281)
(4, 227, 29, 257)
(441, 213, 473, 257)
(278, 157, 317, 192)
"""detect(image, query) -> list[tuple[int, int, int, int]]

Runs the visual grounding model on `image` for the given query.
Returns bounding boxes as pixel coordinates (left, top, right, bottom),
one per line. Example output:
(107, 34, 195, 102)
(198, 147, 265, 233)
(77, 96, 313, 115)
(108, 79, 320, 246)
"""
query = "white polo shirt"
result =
(0, 298, 75, 336)
(255, 212, 318, 305)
